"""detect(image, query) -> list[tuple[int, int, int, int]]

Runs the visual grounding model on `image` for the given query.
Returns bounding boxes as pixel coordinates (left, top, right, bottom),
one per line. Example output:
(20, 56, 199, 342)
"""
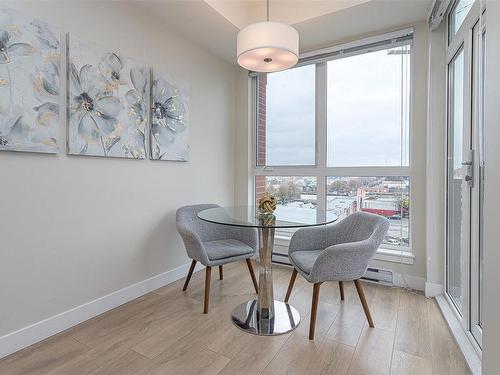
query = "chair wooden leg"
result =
(182, 260, 197, 291)
(204, 266, 211, 314)
(354, 279, 374, 327)
(246, 258, 259, 294)
(219, 265, 223, 280)
(309, 282, 322, 340)
(284, 268, 298, 303)
(339, 281, 345, 301)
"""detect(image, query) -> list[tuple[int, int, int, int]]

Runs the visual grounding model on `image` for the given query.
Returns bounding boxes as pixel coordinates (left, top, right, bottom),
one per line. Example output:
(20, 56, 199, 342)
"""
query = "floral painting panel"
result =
(67, 34, 149, 158)
(151, 70, 189, 161)
(0, 9, 60, 154)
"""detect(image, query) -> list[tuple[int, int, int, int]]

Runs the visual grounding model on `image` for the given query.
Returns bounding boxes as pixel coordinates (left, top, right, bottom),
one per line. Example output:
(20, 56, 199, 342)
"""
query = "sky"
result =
(264, 46, 411, 167)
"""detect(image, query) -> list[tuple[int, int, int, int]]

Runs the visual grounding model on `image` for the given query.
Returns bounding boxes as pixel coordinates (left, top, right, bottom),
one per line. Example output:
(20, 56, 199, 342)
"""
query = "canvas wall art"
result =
(0, 8, 61, 154)
(151, 70, 189, 161)
(67, 34, 149, 158)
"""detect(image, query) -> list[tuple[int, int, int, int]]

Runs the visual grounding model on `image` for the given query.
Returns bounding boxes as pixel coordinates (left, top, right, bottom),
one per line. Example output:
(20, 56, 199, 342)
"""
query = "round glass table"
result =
(198, 206, 338, 336)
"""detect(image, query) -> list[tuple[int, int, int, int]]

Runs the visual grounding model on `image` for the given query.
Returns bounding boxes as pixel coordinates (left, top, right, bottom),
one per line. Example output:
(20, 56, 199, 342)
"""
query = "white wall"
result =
(234, 22, 429, 284)
(425, 21, 447, 291)
(0, 1, 237, 337)
(482, 1, 500, 373)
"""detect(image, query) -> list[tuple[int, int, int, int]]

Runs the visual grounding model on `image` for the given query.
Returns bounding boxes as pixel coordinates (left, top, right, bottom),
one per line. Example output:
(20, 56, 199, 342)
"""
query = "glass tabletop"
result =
(197, 206, 338, 228)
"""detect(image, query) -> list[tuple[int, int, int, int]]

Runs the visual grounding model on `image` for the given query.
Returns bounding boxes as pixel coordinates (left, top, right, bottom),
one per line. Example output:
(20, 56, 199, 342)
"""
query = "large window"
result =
(253, 30, 413, 254)
(257, 65, 316, 166)
(327, 47, 410, 167)
(327, 177, 410, 249)
(256, 176, 317, 223)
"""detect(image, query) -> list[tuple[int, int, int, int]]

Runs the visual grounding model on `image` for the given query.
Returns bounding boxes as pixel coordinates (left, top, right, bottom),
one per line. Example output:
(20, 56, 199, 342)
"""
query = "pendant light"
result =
(237, 0, 299, 73)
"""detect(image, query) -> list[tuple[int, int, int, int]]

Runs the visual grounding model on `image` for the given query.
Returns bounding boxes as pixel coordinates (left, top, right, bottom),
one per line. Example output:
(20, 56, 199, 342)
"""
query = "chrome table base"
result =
(231, 299, 300, 335)
(231, 225, 301, 335)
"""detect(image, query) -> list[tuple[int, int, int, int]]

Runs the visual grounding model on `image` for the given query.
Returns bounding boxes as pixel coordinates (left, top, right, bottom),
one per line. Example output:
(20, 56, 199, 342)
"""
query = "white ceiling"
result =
(137, 0, 432, 65)
(204, 0, 371, 29)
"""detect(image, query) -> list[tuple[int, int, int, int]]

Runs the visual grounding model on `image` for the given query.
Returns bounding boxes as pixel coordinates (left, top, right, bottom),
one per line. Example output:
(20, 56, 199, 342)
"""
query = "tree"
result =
(268, 179, 301, 204)
(329, 179, 361, 195)
(396, 195, 410, 217)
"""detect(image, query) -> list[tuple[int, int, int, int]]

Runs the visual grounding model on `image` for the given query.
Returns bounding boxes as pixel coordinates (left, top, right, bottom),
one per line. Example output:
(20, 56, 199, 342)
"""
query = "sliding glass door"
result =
(470, 18, 485, 346)
(446, 47, 467, 314)
(445, 0, 484, 348)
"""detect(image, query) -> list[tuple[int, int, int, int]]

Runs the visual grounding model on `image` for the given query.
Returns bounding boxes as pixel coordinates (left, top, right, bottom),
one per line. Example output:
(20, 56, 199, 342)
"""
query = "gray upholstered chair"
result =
(284, 211, 390, 339)
(176, 204, 259, 313)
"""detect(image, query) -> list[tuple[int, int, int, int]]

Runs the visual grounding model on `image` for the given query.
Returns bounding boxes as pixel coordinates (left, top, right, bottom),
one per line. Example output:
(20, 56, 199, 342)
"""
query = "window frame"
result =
(250, 29, 415, 261)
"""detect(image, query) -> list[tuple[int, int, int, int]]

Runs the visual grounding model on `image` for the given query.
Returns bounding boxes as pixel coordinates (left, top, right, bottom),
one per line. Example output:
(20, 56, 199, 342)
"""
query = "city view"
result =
(261, 176, 410, 249)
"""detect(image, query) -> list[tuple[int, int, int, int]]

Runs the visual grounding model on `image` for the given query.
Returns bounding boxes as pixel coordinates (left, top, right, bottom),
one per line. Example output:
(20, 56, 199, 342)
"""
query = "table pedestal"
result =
(231, 227, 300, 335)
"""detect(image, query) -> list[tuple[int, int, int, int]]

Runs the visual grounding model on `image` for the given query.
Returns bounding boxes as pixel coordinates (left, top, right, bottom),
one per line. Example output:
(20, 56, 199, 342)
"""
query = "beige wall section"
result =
(234, 69, 253, 207)
(424, 22, 446, 287)
(0, 1, 237, 336)
(235, 22, 429, 281)
(482, 1, 500, 373)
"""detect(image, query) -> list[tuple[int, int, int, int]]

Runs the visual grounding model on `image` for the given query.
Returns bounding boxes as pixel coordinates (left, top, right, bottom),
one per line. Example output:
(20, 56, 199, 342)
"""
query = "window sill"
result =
(373, 248, 414, 265)
(274, 235, 414, 265)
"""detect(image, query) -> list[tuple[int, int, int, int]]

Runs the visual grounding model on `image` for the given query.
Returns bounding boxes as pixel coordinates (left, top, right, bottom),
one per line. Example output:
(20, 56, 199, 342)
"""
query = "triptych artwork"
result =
(151, 71, 189, 161)
(0, 9, 60, 154)
(0, 8, 190, 161)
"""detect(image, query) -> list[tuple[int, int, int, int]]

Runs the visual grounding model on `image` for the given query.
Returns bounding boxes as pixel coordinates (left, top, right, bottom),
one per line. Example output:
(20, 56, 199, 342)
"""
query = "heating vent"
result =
(362, 267, 393, 286)
(272, 253, 394, 286)
(272, 251, 292, 266)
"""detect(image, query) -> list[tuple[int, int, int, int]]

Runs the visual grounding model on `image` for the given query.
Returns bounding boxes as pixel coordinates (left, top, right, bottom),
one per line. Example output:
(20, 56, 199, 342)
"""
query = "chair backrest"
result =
(176, 204, 223, 243)
(329, 211, 390, 248)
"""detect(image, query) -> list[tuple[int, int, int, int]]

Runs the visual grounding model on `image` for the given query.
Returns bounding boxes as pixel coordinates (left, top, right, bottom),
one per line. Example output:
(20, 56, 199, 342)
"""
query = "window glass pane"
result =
(255, 176, 317, 223)
(327, 45, 410, 167)
(326, 177, 410, 249)
(257, 65, 316, 166)
(449, 0, 475, 43)
(446, 48, 465, 313)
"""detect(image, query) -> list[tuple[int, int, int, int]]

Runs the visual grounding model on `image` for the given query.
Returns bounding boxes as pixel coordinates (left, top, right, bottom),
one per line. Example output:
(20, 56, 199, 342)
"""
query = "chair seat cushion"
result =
(204, 239, 254, 261)
(290, 250, 323, 274)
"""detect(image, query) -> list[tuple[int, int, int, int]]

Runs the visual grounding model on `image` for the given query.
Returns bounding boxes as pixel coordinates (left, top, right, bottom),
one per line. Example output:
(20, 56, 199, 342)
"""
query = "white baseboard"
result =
(425, 281, 444, 297)
(392, 273, 425, 291)
(435, 295, 482, 375)
(0, 261, 204, 360)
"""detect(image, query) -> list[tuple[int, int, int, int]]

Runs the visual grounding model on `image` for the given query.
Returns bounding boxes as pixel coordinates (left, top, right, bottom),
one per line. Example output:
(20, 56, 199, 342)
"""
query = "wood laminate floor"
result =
(0, 262, 471, 375)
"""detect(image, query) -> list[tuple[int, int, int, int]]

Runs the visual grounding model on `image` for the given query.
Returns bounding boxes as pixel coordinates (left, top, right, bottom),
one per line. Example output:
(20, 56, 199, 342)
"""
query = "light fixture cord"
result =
(267, 0, 270, 21)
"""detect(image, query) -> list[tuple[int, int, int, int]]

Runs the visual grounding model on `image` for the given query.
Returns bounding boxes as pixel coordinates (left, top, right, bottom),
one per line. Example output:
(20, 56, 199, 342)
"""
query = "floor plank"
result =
(303, 339, 355, 375)
(324, 299, 367, 347)
(427, 299, 471, 375)
(347, 325, 395, 375)
(370, 285, 401, 332)
(0, 333, 88, 375)
(394, 291, 432, 359)
(261, 300, 340, 375)
(390, 350, 432, 375)
(88, 350, 150, 375)
(137, 347, 230, 375)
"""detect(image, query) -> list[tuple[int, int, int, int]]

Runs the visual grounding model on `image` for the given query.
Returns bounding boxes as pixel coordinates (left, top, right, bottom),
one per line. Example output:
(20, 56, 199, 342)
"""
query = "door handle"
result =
(463, 150, 474, 187)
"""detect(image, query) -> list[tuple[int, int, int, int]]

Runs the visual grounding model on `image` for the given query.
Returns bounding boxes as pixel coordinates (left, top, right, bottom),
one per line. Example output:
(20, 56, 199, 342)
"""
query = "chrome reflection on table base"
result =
(231, 299, 300, 335)
(230, 224, 301, 335)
